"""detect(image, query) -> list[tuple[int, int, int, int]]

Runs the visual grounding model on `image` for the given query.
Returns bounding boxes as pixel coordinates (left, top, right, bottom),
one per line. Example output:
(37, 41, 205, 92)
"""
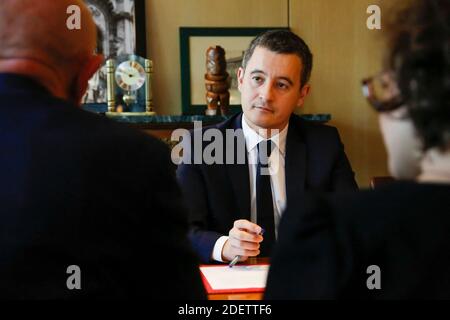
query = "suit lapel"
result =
(227, 161, 251, 220)
(285, 117, 306, 206)
(225, 113, 251, 220)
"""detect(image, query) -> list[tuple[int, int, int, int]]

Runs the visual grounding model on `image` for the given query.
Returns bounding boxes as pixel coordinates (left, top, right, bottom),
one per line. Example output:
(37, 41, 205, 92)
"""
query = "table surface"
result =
(205, 257, 269, 300)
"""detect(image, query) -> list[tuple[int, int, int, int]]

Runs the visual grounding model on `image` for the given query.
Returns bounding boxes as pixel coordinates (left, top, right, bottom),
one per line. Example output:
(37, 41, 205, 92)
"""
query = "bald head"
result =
(0, 0, 96, 65)
(0, 0, 102, 103)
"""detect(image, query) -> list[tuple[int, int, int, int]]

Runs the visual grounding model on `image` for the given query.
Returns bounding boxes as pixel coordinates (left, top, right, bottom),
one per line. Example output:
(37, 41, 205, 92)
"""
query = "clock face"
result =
(115, 60, 146, 91)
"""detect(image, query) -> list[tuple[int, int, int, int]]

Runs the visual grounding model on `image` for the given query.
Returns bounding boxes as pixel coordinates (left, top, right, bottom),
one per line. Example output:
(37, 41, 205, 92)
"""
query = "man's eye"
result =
(277, 82, 289, 89)
(252, 76, 263, 83)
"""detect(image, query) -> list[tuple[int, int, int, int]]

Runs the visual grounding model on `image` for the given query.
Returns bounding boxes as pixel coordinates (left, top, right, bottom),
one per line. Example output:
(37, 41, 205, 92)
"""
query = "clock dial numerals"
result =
(115, 60, 146, 91)
(117, 80, 131, 92)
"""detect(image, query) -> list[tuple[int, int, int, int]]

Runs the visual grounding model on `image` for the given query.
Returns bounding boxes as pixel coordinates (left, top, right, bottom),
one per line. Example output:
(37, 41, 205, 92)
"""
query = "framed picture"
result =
(82, 0, 147, 113)
(180, 27, 289, 115)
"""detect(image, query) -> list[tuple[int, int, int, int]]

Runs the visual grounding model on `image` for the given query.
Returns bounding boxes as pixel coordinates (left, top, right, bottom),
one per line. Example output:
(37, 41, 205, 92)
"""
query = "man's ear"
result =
(237, 67, 245, 92)
(73, 54, 104, 106)
(297, 84, 311, 108)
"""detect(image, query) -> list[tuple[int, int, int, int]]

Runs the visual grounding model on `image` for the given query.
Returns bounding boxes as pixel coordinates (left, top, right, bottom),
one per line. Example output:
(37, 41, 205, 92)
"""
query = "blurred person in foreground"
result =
(0, 0, 205, 299)
(266, 0, 450, 299)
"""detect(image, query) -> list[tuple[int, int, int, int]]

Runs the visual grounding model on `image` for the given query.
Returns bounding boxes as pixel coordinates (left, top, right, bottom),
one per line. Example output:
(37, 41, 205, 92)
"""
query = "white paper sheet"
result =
(199, 265, 269, 291)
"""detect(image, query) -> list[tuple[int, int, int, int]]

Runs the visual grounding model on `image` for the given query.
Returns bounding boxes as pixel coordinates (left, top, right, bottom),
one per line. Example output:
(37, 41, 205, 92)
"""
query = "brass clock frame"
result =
(106, 57, 156, 116)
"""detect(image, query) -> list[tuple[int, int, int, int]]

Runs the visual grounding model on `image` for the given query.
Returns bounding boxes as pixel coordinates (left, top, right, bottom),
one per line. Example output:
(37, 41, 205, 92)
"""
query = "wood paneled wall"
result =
(290, 0, 389, 186)
(146, 0, 288, 115)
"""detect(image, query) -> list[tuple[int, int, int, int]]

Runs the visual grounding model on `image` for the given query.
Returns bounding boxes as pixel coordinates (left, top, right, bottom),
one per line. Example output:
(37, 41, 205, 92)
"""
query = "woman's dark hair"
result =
(387, 0, 450, 151)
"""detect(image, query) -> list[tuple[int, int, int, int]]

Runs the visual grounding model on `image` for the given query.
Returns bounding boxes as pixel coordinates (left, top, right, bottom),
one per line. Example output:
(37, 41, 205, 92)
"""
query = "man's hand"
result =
(221, 219, 263, 262)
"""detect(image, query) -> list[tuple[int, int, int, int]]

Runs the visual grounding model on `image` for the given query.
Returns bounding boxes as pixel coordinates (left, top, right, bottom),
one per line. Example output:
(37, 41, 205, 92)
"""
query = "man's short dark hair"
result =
(242, 29, 313, 87)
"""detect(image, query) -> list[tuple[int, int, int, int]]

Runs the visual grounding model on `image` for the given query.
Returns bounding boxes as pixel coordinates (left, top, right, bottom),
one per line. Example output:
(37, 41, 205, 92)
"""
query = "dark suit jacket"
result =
(0, 73, 205, 299)
(177, 112, 358, 262)
(265, 181, 450, 299)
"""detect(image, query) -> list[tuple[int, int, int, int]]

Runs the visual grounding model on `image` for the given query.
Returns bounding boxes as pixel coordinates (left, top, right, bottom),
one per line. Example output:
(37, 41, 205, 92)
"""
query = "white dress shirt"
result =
(212, 115, 288, 262)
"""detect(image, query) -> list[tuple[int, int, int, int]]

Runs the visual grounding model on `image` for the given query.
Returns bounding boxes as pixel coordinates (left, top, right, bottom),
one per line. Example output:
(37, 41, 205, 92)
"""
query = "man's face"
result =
(237, 46, 310, 132)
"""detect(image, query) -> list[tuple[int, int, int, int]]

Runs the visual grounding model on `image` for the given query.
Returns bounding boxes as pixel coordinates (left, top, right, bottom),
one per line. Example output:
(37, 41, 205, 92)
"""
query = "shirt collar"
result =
(242, 114, 289, 156)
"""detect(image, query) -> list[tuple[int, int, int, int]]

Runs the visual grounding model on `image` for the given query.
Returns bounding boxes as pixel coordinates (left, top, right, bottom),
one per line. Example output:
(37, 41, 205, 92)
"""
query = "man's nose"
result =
(259, 81, 275, 102)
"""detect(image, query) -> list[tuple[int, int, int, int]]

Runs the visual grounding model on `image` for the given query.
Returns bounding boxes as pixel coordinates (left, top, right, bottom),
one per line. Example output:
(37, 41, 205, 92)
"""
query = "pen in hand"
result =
(228, 228, 265, 268)
(228, 255, 240, 268)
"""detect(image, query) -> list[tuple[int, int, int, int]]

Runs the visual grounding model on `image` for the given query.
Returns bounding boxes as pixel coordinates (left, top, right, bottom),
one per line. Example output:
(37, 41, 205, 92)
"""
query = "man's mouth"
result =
(253, 105, 274, 113)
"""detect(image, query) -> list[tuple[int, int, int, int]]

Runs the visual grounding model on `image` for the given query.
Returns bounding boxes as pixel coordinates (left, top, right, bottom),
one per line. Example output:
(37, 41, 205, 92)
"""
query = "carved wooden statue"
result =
(205, 46, 230, 116)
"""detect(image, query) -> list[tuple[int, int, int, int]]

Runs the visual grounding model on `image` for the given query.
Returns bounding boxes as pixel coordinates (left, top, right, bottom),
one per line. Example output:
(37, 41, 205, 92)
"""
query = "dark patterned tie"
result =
(256, 140, 275, 257)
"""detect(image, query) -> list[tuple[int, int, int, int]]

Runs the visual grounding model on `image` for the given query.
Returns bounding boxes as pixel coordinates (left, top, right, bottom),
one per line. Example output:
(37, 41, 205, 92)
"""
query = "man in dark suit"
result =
(177, 30, 358, 264)
(0, 0, 205, 299)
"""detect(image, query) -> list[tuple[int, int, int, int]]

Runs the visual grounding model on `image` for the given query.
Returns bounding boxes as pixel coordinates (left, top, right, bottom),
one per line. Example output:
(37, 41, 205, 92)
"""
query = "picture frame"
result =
(82, 0, 147, 113)
(180, 27, 289, 115)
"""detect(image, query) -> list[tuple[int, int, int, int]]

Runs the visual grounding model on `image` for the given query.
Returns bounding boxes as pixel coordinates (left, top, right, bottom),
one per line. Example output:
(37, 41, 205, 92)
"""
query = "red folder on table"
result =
(199, 264, 269, 294)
